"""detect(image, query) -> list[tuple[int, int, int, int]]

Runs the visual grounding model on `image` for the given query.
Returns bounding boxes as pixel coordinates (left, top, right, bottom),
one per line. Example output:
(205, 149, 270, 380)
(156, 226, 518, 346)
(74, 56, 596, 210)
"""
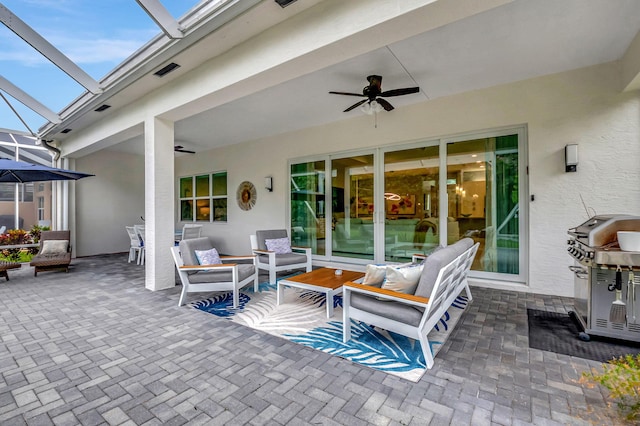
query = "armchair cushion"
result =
(195, 248, 221, 265)
(265, 237, 292, 254)
(255, 230, 288, 250)
(40, 239, 69, 255)
(256, 251, 307, 266)
(187, 264, 256, 284)
(180, 237, 216, 266)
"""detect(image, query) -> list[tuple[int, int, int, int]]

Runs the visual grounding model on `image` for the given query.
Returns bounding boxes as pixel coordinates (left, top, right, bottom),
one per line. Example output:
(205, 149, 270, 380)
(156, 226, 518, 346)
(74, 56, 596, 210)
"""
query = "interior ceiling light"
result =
(384, 192, 401, 201)
(60, 128, 72, 134)
(94, 104, 111, 112)
(275, 0, 298, 7)
(153, 62, 180, 77)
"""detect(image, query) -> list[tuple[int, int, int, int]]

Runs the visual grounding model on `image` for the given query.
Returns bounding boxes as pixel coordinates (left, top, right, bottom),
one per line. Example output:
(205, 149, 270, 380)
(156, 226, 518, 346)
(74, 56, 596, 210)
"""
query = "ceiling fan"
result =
(329, 75, 420, 113)
(174, 145, 195, 154)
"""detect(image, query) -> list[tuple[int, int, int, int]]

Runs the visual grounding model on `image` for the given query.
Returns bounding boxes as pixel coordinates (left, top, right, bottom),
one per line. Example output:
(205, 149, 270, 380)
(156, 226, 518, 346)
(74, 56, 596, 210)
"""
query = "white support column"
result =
(144, 116, 175, 291)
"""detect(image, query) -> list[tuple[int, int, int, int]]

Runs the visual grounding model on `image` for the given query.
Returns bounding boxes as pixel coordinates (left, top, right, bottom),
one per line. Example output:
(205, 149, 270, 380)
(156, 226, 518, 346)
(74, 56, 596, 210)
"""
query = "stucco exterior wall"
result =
(75, 150, 145, 257)
(174, 61, 640, 297)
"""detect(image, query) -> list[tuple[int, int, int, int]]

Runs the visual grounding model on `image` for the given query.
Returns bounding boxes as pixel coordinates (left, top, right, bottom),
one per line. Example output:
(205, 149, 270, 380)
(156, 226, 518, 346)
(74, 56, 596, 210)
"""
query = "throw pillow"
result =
(195, 248, 221, 265)
(265, 237, 292, 254)
(382, 262, 424, 294)
(362, 264, 386, 287)
(40, 240, 68, 255)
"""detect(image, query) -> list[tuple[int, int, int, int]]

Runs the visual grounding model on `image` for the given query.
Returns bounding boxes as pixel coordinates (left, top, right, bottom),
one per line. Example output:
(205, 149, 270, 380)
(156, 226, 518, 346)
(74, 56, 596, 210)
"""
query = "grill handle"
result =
(569, 265, 589, 279)
(616, 267, 623, 291)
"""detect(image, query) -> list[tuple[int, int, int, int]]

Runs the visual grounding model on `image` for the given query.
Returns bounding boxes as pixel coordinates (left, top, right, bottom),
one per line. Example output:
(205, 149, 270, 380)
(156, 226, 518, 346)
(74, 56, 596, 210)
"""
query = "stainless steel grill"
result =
(567, 214, 640, 342)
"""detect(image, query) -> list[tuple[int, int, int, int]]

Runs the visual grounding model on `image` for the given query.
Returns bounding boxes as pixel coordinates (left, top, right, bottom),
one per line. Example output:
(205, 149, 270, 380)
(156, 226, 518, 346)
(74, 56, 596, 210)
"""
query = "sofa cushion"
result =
(362, 264, 386, 287)
(350, 294, 424, 327)
(382, 262, 424, 294)
(414, 238, 474, 298)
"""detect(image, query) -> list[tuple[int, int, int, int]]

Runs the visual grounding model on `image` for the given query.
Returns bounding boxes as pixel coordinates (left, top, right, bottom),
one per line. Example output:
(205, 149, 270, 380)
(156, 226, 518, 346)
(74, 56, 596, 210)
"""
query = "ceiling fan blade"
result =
(343, 99, 368, 112)
(329, 91, 365, 97)
(376, 98, 394, 111)
(379, 87, 420, 97)
(174, 145, 195, 154)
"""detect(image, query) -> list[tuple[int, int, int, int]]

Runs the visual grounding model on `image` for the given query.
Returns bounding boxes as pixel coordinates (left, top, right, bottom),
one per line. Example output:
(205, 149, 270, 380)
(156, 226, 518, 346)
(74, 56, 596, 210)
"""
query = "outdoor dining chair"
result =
(126, 226, 144, 265)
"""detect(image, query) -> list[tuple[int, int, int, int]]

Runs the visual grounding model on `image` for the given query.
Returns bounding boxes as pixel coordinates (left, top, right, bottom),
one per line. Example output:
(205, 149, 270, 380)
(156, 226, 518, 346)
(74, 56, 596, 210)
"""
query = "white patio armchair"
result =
(171, 237, 258, 307)
(250, 229, 312, 284)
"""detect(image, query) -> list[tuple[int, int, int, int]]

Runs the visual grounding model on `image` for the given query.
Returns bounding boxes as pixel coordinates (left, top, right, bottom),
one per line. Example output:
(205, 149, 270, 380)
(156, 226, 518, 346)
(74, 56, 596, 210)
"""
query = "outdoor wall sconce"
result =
(265, 176, 273, 192)
(565, 144, 578, 172)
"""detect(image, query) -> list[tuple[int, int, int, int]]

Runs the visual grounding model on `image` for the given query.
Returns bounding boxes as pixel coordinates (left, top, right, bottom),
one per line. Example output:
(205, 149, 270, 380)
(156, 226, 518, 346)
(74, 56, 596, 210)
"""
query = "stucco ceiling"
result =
(105, 0, 640, 156)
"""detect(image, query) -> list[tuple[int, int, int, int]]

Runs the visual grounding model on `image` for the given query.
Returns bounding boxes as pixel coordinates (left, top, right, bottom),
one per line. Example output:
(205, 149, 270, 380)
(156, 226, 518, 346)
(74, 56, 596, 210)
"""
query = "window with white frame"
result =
(37, 196, 45, 221)
(179, 172, 227, 222)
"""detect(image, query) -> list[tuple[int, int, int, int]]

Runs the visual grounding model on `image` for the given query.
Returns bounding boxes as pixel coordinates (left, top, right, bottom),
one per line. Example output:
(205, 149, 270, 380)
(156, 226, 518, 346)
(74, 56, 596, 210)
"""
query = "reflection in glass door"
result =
(290, 161, 326, 255)
(446, 134, 520, 275)
(330, 154, 374, 261)
(383, 145, 440, 262)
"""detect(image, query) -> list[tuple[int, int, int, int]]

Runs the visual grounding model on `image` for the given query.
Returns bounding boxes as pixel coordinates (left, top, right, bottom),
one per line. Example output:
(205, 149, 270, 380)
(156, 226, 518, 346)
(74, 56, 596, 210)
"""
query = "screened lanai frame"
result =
(0, 0, 254, 137)
(0, 129, 55, 231)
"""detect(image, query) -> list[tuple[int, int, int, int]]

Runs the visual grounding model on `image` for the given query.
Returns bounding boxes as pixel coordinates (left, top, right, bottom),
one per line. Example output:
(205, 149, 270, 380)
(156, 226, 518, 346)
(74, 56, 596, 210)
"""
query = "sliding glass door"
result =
(289, 126, 525, 281)
(445, 132, 522, 276)
(383, 144, 440, 262)
(330, 153, 375, 262)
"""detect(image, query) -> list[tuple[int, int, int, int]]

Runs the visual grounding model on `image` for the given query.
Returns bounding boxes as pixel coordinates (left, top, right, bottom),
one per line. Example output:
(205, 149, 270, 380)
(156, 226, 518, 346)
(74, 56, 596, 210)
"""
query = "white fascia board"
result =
(0, 76, 61, 124)
(0, 3, 101, 94)
(135, 0, 184, 39)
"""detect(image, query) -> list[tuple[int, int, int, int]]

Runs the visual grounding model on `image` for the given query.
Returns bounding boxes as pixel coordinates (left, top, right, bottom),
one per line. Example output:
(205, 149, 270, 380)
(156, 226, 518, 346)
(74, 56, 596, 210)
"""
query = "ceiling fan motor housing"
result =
(364, 75, 382, 99)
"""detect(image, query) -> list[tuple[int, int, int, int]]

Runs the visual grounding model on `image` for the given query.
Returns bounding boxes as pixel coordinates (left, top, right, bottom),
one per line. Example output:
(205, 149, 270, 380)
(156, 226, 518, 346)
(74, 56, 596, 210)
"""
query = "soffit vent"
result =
(153, 62, 181, 77)
(60, 128, 72, 134)
(94, 104, 111, 112)
(275, 0, 298, 7)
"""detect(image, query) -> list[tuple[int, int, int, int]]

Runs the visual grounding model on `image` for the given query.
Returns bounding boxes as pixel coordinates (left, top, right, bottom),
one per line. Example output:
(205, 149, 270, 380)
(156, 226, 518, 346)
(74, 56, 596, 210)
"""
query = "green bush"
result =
(582, 354, 640, 422)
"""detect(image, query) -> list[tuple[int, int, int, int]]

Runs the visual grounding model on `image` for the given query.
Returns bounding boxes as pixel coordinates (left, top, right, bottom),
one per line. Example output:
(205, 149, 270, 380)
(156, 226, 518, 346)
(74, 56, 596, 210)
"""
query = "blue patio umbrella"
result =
(0, 158, 94, 183)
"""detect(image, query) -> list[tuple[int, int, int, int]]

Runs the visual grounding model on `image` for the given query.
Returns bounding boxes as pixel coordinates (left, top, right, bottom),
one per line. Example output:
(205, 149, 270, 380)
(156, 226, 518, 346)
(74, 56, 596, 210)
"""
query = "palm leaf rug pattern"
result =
(190, 278, 468, 382)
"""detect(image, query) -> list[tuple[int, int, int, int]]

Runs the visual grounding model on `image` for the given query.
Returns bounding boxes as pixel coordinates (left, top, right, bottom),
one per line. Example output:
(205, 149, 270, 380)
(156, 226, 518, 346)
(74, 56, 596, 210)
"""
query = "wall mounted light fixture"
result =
(265, 176, 273, 192)
(565, 144, 578, 172)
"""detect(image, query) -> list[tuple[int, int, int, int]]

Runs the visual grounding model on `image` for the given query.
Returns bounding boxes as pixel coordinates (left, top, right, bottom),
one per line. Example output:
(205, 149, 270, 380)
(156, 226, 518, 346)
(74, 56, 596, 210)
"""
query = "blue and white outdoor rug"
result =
(189, 279, 469, 382)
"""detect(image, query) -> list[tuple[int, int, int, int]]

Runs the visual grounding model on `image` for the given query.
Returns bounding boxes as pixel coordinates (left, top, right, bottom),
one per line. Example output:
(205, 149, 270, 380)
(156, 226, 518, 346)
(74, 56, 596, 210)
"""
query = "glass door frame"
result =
(442, 125, 528, 283)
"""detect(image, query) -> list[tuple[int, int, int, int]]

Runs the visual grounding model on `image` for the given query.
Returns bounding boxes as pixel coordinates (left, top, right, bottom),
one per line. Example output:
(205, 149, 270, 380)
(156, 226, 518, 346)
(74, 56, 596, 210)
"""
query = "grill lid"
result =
(568, 214, 640, 247)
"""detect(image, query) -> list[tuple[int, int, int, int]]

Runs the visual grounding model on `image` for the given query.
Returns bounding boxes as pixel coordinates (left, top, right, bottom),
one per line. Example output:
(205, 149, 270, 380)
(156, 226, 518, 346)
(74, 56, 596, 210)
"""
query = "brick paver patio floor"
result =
(0, 254, 618, 425)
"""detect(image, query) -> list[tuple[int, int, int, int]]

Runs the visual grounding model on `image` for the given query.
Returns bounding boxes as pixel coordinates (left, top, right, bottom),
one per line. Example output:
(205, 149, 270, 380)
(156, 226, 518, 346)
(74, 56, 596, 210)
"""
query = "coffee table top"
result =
(281, 268, 364, 290)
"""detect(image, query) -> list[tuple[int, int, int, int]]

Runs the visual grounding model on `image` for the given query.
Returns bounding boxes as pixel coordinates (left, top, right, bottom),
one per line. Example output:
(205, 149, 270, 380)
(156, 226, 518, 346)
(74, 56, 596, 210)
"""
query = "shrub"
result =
(0, 225, 50, 262)
(581, 354, 640, 422)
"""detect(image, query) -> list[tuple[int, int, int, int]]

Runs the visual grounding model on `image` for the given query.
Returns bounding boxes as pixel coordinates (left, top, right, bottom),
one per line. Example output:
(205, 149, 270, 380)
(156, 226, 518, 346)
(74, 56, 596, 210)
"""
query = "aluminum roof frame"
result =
(0, 0, 248, 137)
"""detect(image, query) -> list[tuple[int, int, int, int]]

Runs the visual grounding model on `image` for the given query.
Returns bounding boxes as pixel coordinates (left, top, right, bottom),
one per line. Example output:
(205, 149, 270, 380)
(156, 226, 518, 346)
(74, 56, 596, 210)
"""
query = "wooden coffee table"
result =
(277, 268, 365, 318)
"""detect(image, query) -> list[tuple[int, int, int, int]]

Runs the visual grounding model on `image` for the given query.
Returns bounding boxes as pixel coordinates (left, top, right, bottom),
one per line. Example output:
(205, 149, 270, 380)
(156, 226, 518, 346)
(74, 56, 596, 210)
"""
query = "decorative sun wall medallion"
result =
(237, 181, 257, 211)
